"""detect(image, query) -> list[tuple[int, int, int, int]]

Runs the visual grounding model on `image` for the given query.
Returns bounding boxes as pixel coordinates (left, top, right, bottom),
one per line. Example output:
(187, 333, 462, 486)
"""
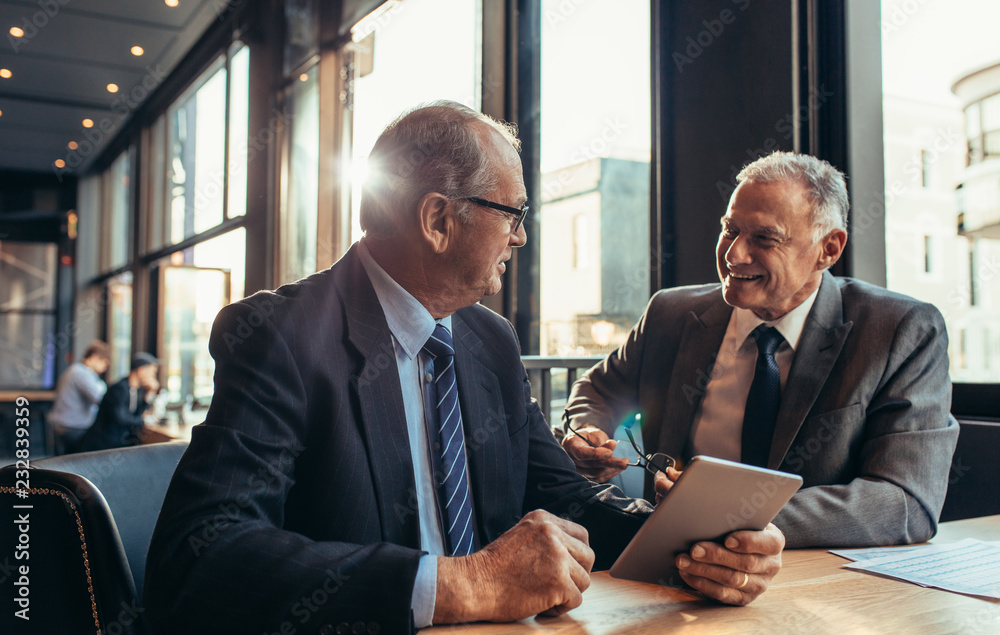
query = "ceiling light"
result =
(82, 118, 94, 128)
(165, 0, 178, 7)
(9, 27, 24, 38)
(68, 141, 78, 150)
(107, 83, 119, 93)
(55, 159, 66, 168)
(299, 73, 308, 82)
(131, 45, 144, 56)
(0, 69, 11, 79)
(0, 110, 3, 118)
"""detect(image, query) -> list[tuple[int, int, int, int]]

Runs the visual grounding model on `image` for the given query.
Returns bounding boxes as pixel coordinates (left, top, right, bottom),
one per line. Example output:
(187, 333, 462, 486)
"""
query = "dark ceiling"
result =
(0, 0, 223, 176)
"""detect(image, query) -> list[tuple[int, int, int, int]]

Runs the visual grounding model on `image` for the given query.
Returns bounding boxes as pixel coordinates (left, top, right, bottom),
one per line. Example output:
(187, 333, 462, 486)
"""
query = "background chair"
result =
(941, 419, 1000, 522)
(0, 441, 187, 635)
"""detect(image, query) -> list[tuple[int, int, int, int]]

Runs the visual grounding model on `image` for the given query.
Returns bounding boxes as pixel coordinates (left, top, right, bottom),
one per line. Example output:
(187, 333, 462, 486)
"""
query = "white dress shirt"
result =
(689, 288, 819, 462)
(358, 239, 472, 628)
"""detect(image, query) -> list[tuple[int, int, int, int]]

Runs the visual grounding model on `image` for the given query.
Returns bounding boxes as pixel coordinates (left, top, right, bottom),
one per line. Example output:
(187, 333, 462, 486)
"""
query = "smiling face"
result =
(716, 179, 844, 321)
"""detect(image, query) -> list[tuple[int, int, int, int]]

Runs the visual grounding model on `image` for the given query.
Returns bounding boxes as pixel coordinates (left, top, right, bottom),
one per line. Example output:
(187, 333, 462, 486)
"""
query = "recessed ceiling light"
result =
(131, 45, 144, 56)
(0, 69, 11, 79)
(299, 73, 308, 82)
(165, 0, 178, 7)
(9, 27, 24, 38)
(55, 159, 66, 168)
(82, 118, 94, 128)
(0, 109, 3, 118)
(68, 141, 79, 150)
(107, 83, 119, 93)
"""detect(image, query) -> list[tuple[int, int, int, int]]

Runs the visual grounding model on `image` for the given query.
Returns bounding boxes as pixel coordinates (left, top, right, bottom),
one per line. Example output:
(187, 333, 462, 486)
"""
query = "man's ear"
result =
(417, 192, 453, 254)
(816, 228, 847, 270)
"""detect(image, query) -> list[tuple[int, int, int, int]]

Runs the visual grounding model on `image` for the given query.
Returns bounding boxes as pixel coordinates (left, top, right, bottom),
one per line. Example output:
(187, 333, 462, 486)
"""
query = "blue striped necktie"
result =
(742, 325, 784, 467)
(423, 324, 474, 556)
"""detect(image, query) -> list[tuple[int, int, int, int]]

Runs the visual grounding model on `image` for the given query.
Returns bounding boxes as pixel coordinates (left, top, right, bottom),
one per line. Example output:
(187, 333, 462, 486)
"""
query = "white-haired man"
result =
(146, 102, 784, 634)
(561, 151, 959, 548)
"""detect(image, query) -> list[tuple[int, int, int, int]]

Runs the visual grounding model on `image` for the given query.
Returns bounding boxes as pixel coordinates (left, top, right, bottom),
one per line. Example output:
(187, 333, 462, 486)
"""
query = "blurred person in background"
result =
(48, 340, 111, 453)
(77, 352, 161, 452)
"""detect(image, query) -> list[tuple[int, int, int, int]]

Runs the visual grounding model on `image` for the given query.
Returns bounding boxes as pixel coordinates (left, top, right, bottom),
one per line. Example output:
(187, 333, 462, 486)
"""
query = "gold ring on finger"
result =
(736, 572, 749, 589)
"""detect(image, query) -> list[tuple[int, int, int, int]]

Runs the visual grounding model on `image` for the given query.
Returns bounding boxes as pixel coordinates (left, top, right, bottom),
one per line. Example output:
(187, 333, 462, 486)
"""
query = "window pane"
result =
(0, 314, 56, 388)
(279, 66, 319, 285)
(0, 241, 58, 388)
(882, 0, 1000, 382)
(228, 44, 250, 219)
(161, 266, 229, 405)
(192, 227, 246, 304)
(347, 0, 482, 248)
(106, 150, 131, 271)
(146, 115, 168, 253)
(0, 241, 57, 311)
(539, 0, 651, 356)
(77, 175, 101, 281)
(107, 272, 133, 380)
(160, 227, 245, 405)
(168, 61, 227, 244)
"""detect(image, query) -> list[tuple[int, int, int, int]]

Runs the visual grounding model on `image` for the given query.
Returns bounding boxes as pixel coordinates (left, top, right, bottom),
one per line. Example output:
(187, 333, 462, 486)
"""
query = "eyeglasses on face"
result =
(567, 422, 675, 476)
(465, 196, 529, 232)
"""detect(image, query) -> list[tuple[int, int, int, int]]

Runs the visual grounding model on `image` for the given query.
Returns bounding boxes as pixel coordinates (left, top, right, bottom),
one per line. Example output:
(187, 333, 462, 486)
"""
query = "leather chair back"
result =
(0, 441, 187, 635)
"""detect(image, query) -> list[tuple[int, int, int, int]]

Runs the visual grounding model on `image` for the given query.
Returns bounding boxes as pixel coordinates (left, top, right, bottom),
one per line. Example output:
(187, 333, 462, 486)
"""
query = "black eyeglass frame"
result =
(465, 196, 529, 232)
(566, 422, 675, 477)
(623, 426, 675, 476)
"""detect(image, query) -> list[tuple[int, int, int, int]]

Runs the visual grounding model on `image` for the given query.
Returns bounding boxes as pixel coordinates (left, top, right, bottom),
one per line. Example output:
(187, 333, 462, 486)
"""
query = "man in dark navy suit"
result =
(146, 101, 784, 634)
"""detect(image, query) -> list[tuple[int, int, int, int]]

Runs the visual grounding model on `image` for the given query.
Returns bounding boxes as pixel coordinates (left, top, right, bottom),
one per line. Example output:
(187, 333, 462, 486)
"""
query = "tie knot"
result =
(751, 325, 784, 357)
(423, 324, 455, 359)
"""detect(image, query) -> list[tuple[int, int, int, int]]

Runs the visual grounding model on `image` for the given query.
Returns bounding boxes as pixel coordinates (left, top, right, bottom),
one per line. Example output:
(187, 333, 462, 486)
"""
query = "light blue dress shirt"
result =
(358, 240, 471, 628)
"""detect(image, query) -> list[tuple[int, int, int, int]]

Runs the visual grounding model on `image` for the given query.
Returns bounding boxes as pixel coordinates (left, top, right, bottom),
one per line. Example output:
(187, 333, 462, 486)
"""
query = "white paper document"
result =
(837, 538, 1000, 599)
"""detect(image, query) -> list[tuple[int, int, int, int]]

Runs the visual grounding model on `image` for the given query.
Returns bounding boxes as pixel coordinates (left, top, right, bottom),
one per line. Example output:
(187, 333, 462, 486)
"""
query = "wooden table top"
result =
(424, 515, 1000, 634)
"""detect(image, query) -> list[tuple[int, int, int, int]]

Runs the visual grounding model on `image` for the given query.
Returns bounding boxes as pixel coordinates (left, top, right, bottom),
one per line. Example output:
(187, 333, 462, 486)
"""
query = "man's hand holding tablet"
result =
(611, 456, 798, 605)
(673, 522, 785, 605)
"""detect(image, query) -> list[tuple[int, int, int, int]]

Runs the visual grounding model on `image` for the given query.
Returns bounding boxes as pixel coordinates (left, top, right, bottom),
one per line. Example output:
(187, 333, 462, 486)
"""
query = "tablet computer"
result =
(609, 455, 802, 586)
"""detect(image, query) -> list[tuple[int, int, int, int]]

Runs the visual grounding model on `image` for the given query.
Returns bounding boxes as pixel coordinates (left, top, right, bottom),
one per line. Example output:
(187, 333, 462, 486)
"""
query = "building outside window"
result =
(881, 0, 1000, 382)
(539, 0, 651, 358)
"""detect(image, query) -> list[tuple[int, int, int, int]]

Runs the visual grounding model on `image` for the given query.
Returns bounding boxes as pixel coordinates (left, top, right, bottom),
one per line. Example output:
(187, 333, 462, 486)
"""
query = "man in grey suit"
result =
(146, 102, 784, 634)
(561, 151, 959, 549)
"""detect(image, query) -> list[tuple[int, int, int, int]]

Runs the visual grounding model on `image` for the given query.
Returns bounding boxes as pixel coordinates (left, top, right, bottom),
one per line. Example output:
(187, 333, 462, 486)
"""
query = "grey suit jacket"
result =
(146, 245, 647, 635)
(564, 271, 959, 548)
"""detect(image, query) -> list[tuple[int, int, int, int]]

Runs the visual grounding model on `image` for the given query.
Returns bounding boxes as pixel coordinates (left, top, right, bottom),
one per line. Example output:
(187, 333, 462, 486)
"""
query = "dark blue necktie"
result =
(423, 324, 474, 556)
(741, 326, 784, 468)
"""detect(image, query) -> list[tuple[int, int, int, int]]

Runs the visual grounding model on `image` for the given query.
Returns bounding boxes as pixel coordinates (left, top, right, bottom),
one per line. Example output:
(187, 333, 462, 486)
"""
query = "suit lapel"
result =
(451, 312, 510, 545)
(655, 298, 732, 460)
(768, 271, 853, 468)
(340, 248, 420, 548)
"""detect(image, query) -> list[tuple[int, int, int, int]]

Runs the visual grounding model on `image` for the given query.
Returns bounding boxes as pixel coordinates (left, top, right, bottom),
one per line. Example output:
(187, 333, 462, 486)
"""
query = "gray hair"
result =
(359, 100, 521, 236)
(736, 151, 849, 241)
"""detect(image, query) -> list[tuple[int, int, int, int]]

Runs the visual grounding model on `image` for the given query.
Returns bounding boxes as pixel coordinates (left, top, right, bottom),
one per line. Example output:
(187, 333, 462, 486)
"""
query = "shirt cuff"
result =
(411, 554, 438, 628)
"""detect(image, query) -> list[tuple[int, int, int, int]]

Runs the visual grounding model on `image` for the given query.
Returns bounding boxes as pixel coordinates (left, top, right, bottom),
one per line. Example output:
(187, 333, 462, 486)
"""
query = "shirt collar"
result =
(357, 239, 452, 360)
(732, 286, 820, 352)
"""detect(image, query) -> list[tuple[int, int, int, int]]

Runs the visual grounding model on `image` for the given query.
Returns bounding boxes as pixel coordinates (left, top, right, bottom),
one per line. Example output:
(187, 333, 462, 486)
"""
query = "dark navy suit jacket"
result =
(145, 245, 648, 634)
(76, 378, 148, 452)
